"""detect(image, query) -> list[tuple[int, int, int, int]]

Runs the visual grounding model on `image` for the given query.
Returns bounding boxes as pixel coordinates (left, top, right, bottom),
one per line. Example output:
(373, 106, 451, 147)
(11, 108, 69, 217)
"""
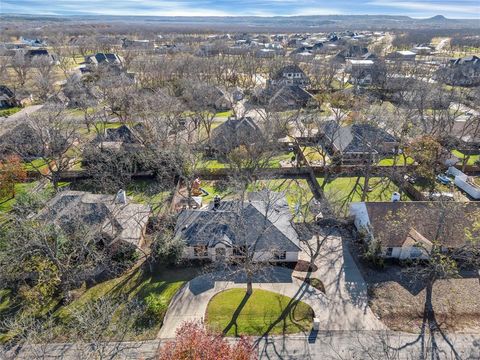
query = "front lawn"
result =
(54, 266, 200, 340)
(206, 288, 314, 336)
(1, 265, 201, 343)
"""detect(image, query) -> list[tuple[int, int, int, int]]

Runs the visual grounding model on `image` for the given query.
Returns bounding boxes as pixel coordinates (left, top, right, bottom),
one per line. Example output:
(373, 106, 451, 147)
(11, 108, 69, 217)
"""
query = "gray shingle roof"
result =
(322, 121, 397, 154)
(36, 191, 151, 247)
(175, 191, 301, 252)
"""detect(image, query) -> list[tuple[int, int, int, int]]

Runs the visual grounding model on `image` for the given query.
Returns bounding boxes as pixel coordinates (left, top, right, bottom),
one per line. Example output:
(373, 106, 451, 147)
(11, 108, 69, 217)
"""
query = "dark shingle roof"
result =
(211, 117, 260, 152)
(322, 121, 397, 154)
(175, 191, 301, 252)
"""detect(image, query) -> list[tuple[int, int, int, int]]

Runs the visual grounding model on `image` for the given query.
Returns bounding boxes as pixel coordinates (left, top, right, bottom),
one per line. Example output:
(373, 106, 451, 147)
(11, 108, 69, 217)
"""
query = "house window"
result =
(274, 251, 286, 260)
(193, 245, 208, 257)
(385, 247, 393, 257)
(410, 247, 423, 258)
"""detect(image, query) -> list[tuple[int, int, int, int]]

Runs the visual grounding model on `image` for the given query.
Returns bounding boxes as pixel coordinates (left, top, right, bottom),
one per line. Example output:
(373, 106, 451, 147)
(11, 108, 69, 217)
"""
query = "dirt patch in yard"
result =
(369, 279, 480, 333)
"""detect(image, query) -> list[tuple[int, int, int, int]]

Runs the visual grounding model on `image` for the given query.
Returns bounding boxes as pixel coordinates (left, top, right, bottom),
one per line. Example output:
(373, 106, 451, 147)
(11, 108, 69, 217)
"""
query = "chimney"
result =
(391, 192, 400, 202)
(116, 189, 128, 204)
(213, 195, 221, 210)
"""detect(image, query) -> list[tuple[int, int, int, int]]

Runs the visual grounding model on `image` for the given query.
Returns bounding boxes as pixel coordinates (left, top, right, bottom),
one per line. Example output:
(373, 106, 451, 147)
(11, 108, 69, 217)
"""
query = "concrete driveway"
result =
(158, 231, 385, 339)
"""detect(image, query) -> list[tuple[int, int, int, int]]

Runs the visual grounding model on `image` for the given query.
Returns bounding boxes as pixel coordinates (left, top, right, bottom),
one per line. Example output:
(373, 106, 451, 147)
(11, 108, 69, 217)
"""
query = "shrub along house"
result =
(175, 191, 301, 262)
(350, 201, 480, 260)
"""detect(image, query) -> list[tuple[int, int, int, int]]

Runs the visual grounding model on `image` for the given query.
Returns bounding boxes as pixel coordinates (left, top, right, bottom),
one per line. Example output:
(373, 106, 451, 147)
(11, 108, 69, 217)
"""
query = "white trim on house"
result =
(183, 246, 298, 263)
(349, 202, 431, 260)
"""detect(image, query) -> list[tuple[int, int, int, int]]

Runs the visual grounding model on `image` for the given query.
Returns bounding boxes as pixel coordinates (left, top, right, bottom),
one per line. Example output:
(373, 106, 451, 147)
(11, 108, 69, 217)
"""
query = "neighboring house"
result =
(175, 191, 301, 262)
(446, 115, 480, 153)
(20, 37, 46, 47)
(269, 64, 310, 87)
(350, 201, 480, 260)
(346, 59, 377, 86)
(85, 53, 122, 66)
(386, 50, 416, 61)
(0, 86, 20, 109)
(334, 45, 369, 62)
(187, 84, 233, 111)
(267, 85, 315, 111)
(436, 56, 480, 87)
(121, 38, 153, 49)
(25, 49, 56, 63)
(36, 190, 151, 251)
(94, 124, 145, 150)
(320, 121, 399, 163)
(411, 45, 433, 55)
(0, 123, 68, 160)
(210, 117, 261, 153)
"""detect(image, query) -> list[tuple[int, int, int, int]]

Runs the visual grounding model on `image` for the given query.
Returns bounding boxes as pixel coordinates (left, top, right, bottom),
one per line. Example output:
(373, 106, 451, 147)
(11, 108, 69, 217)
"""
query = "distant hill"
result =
(1, 14, 479, 31)
(427, 15, 448, 21)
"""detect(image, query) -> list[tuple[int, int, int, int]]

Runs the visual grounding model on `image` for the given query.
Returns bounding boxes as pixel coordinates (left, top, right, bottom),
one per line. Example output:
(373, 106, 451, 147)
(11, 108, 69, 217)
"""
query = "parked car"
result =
(436, 174, 452, 185)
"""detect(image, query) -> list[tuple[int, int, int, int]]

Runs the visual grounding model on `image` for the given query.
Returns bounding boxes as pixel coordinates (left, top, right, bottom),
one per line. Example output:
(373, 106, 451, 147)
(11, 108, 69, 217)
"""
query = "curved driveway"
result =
(158, 232, 385, 339)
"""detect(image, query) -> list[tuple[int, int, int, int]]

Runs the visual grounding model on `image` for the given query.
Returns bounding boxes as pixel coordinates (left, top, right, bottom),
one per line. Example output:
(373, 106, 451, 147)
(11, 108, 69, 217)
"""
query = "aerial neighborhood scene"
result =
(0, 0, 480, 359)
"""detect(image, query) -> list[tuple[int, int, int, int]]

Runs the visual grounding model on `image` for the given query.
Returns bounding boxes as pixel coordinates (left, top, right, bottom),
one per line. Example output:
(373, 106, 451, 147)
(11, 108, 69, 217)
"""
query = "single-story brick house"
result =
(175, 191, 301, 262)
(350, 201, 480, 260)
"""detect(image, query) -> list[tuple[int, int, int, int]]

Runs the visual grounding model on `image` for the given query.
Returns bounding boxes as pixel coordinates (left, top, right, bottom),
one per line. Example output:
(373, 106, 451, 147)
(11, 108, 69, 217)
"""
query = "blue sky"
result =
(1, 0, 479, 18)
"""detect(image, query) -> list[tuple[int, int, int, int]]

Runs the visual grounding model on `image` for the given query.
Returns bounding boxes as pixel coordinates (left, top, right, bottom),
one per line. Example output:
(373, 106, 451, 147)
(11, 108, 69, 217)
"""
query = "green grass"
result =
(300, 146, 328, 165)
(199, 159, 228, 170)
(0, 181, 40, 213)
(378, 156, 415, 166)
(0, 107, 21, 117)
(0, 265, 201, 343)
(54, 266, 199, 340)
(206, 288, 314, 336)
(267, 152, 295, 168)
(23, 158, 50, 172)
(0, 289, 12, 316)
(126, 180, 172, 214)
(452, 150, 480, 166)
(196, 181, 233, 204)
(78, 122, 126, 137)
(317, 176, 409, 216)
(199, 151, 295, 170)
(215, 110, 233, 118)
